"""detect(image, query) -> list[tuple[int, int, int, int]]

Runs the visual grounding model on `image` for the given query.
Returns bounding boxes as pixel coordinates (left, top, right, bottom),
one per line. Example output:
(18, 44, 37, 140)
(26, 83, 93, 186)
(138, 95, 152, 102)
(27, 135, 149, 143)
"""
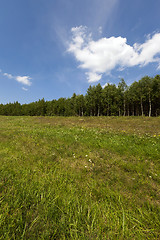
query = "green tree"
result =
(76, 94, 85, 116)
(118, 79, 128, 116)
(94, 84, 103, 116)
(85, 86, 96, 116)
(152, 75, 160, 116)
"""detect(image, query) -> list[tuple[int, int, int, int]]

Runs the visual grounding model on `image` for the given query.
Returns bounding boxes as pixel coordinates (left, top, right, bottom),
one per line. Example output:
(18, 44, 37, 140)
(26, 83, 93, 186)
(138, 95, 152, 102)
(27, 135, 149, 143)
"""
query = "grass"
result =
(0, 116, 160, 239)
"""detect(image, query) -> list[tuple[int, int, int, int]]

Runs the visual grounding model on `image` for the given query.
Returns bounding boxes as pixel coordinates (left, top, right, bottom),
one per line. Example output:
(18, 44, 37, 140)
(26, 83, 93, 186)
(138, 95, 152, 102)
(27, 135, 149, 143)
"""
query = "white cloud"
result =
(3, 73, 14, 79)
(16, 76, 32, 86)
(98, 26, 102, 35)
(102, 81, 114, 88)
(102, 82, 109, 88)
(86, 72, 102, 83)
(22, 87, 28, 91)
(157, 64, 160, 70)
(2, 71, 32, 86)
(68, 26, 160, 83)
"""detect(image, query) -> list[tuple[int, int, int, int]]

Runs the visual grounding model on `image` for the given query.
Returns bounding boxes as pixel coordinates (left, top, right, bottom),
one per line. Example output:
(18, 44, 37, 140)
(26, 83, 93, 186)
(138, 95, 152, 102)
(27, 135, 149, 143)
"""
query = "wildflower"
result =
(85, 155, 88, 157)
(89, 159, 92, 163)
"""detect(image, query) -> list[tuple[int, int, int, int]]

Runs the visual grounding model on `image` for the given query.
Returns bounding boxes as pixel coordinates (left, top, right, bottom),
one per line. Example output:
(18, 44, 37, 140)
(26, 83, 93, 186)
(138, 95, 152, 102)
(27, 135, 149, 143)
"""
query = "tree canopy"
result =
(0, 75, 160, 117)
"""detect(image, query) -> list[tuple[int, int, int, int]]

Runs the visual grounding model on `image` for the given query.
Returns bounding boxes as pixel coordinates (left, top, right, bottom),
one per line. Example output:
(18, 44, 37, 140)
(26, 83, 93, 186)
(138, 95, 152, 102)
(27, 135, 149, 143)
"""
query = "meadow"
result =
(0, 116, 160, 239)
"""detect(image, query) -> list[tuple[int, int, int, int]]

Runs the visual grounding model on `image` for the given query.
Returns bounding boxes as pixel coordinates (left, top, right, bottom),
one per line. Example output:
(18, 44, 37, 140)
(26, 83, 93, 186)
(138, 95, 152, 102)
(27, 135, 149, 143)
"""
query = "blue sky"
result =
(0, 0, 160, 104)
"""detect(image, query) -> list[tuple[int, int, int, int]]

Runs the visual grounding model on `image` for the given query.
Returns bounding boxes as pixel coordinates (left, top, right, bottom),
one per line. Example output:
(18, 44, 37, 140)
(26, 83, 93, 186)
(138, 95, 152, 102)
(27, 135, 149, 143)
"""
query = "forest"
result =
(0, 75, 160, 117)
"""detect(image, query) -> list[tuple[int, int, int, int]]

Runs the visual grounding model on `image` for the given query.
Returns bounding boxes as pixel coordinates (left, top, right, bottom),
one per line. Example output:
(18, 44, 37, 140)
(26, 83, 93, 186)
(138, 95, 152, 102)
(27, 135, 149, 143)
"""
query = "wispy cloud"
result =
(157, 64, 160, 70)
(87, 0, 119, 31)
(22, 87, 28, 91)
(51, 0, 119, 47)
(3, 73, 13, 79)
(98, 26, 102, 35)
(2, 71, 32, 86)
(68, 26, 160, 83)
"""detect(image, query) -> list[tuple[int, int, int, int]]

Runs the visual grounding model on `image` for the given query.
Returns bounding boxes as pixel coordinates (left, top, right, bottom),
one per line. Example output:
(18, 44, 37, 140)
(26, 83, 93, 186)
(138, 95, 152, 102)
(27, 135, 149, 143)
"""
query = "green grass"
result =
(0, 116, 160, 239)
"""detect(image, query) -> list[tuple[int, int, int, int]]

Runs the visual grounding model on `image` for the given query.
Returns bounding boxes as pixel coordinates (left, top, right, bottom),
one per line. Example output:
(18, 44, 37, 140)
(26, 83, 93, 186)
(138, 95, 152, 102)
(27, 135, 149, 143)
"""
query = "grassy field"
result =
(0, 116, 160, 239)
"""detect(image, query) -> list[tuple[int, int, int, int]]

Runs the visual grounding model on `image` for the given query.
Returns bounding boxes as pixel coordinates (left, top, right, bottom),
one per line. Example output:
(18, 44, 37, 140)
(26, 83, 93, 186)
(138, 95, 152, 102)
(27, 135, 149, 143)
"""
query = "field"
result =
(0, 116, 160, 239)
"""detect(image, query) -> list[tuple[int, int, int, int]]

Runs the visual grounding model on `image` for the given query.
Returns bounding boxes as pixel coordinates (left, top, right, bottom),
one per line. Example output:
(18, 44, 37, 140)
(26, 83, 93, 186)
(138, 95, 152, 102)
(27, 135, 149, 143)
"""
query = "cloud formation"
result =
(3, 72, 32, 86)
(68, 26, 160, 82)
(22, 87, 28, 91)
(16, 76, 32, 86)
(3, 73, 13, 79)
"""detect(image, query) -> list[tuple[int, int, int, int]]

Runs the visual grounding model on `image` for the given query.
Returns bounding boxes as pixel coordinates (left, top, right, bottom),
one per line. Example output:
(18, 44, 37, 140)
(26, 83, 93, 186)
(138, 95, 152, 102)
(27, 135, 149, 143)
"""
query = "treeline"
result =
(0, 75, 160, 117)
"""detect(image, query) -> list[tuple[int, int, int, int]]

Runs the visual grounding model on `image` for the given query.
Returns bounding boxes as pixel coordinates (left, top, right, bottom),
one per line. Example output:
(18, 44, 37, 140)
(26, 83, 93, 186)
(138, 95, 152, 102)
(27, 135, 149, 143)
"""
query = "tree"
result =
(102, 84, 119, 116)
(95, 84, 103, 116)
(140, 76, 153, 117)
(85, 86, 96, 116)
(118, 79, 128, 116)
(76, 94, 85, 116)
(0, 74, 160, 117)
(152, 75, 160, 116)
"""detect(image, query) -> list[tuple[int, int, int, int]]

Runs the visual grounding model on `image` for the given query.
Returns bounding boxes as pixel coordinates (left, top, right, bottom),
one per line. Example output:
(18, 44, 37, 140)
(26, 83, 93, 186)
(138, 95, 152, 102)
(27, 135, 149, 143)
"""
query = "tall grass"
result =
(0, 116, 160, 239)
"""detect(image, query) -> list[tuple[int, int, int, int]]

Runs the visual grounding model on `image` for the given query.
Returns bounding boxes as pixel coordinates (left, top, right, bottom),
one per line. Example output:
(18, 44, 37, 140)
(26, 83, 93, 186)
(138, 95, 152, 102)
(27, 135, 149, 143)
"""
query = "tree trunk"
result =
(107, 103, 109, 116)
(81, 108, 83, 116)
(141, 97, 144, 116)
(132, 104, 134, 116)
(107, 94, 110, 116)
(97, 106, 100, 117)
(123, 99, 126, 116)
(149, 93, 151, 117)
(119, 107, 121, 116)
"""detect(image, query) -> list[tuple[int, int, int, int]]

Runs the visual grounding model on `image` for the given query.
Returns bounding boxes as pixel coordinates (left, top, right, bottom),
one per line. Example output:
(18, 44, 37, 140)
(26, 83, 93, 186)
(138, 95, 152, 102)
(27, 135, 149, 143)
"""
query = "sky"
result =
(0, 0, 160, 104)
